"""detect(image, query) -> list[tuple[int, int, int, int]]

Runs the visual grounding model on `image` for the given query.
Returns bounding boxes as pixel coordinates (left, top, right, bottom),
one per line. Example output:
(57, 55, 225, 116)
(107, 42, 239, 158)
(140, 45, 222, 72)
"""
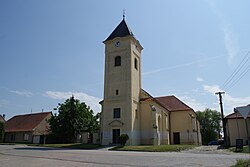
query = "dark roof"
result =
(5, 112, 52, 132)
(225, 112, 250, 119)
(141, 94, 192, 112)
(105, 19, 133, 41)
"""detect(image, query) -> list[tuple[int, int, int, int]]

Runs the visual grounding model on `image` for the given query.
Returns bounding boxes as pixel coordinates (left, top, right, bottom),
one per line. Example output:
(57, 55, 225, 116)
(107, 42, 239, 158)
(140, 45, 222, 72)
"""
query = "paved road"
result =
(0, 145, 249, 167)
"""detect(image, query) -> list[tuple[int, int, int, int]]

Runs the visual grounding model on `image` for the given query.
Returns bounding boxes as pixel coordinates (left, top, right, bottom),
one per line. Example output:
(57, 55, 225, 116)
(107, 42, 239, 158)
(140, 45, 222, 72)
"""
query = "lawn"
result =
(28, 143, 103, 149)
(229, 146, 250, 154)
(110, 145, 197, 152)
(231, 159, 250, 167)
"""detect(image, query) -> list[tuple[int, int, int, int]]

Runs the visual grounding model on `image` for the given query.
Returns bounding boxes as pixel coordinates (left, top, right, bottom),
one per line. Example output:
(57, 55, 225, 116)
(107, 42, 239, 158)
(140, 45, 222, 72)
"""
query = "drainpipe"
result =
(196, 117, 199, 145)
(169, 112, 171, 144)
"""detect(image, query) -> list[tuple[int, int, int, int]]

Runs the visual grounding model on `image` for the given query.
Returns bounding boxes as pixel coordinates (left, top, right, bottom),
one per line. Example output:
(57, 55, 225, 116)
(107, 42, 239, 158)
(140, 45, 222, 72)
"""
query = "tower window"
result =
(115, 56, 121, 66)
(135, 109, 138, 119)
(115, 89, 119, 95)
(134, 58, 138, 70)
(113, 108, 121, 118)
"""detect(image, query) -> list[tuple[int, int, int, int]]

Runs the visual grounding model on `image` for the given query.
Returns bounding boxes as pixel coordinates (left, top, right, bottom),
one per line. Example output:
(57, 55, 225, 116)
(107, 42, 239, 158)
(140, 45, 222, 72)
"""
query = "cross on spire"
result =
(123, 9, 126, 20)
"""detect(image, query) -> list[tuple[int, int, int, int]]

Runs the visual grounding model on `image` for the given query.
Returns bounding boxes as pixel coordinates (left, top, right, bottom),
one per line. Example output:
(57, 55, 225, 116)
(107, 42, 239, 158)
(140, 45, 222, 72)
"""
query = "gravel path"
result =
(182, 145, 236, 154)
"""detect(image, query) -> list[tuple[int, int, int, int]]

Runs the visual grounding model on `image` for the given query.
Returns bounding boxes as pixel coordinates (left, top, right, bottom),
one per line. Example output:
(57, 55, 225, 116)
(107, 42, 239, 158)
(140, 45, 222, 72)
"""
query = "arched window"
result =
(115, 56, 121, 66)
(115, 89, 119, 95)
(113, 108, 121, 118)
(165, 114, 168, 130)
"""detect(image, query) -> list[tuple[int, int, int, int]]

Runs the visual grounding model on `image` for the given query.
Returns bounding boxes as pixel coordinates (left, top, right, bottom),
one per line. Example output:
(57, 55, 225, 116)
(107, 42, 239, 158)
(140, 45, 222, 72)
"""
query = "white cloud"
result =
(203, 84, 250, 115)
(206, 0, 239, 66)
(143, 56, 223, 75)
(10, 90, 33, 97)
(177, 95, 207, 112)
(196, 77, 205, 82)
(45, 91, 101, 113)
(203, 85, 223, 94)
(223, 26, 239, 65)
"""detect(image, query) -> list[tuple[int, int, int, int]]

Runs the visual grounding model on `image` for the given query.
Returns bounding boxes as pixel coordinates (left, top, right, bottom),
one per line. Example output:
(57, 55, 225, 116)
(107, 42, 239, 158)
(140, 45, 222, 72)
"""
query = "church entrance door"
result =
(173, 132, 180, 144)
(112, 129, 120, 144)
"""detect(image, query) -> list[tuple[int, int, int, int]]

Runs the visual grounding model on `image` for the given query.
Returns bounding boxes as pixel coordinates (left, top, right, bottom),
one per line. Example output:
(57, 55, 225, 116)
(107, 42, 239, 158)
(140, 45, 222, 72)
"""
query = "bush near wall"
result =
(119, 134, 129, 146)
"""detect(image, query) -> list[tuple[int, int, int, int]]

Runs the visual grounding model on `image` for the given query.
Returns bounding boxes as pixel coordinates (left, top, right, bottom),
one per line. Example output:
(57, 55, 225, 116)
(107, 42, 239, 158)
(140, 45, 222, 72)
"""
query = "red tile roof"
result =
(225, 112, 250, 119)
(155, 96, 192, 111)
(5, 112, 52, 132)
(141, 95, 192, 112)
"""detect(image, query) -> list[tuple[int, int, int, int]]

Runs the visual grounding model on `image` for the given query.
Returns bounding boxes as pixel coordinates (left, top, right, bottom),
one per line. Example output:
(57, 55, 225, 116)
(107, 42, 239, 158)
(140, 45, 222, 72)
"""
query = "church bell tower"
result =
(100, 16, 143, 145)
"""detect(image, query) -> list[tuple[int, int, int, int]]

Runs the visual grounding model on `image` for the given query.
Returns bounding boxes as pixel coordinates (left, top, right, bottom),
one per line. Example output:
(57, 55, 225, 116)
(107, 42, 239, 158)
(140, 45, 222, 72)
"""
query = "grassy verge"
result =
(27, 143, 104, 149)
(229, 146, 250, 154)
(110, 145, 197, 152)
(231, 159, 250, 167)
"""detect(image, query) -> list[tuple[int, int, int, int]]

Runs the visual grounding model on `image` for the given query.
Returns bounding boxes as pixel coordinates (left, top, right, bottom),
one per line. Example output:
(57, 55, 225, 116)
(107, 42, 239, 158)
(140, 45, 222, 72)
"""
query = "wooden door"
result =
(112, 129, 120, 144)
(173, 132, 180, 144)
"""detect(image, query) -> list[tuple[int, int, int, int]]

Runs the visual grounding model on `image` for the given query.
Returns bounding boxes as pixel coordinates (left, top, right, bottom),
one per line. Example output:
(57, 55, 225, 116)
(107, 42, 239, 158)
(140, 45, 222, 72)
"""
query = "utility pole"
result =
(215, 91, 228, 147)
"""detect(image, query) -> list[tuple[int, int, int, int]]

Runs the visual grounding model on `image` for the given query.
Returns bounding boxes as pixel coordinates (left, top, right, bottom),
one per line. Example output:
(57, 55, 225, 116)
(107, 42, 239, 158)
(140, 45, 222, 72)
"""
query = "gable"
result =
(0, 115, 5, 123)
(225, 112, 250, 119)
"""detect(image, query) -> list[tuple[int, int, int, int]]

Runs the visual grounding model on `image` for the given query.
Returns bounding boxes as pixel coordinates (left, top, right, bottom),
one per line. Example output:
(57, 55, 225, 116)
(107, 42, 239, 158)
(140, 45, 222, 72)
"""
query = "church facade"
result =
(100, 18, 201, 146)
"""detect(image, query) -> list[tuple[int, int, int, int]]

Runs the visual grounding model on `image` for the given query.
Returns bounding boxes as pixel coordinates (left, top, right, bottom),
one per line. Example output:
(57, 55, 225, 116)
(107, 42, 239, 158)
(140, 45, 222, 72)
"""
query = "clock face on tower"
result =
(115, 41, 120, 47)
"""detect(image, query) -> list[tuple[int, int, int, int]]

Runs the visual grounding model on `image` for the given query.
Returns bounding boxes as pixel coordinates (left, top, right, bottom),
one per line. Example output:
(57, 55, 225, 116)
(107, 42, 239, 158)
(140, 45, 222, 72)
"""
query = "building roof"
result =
(5, 112, 52, 132)
(0, 115, 5, 123)
(140, 91, 192, 112)
(105, 18, 133, 42)
(154, 96, 192, 111)
(225, 112, 250, 119)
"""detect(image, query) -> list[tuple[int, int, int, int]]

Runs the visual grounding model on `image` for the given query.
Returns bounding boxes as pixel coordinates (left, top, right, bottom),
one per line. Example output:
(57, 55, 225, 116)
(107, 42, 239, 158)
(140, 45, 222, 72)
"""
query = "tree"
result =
(0, 122, 4, 143)
(48, 96, 100, 143)
(196, 108, 222, 145)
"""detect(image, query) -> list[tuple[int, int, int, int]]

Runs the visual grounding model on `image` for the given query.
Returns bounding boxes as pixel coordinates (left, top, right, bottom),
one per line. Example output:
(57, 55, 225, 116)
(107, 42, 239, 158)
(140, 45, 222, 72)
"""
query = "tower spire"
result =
(123, 9, 126, 20)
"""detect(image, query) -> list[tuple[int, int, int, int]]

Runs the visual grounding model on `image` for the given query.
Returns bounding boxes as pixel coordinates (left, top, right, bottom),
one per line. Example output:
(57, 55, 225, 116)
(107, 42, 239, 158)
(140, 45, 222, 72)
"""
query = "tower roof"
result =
(105, 18, 133, 41)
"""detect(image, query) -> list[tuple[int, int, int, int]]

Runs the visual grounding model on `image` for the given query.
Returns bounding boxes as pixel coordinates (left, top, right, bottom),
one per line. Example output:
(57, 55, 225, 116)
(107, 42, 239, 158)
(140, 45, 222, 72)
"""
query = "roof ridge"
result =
(154, 95, 175, 98)
(13, 111, 51, 117)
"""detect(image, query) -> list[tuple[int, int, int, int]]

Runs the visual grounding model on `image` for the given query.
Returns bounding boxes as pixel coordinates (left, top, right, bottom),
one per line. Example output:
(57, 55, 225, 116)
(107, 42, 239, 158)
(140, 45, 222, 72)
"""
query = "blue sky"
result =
(1, 0, 250, 120)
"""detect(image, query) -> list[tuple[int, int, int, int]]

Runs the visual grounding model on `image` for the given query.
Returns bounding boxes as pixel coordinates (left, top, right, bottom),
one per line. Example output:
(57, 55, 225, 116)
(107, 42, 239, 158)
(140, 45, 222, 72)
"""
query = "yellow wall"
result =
(5, 132, 33, 143)
(170, 110, 200, 144)
(227, 118, 250, 146)
(140, 99, 170, 145)
(101, 36, 143, 145)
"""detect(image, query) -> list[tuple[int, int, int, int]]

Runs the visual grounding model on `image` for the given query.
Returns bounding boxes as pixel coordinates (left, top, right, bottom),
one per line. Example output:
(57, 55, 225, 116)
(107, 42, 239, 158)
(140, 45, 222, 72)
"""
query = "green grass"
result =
(229, 146, 250, 153)
(110, 145, 197, 152)
(231, 159, 250, 167)
(27, 143, 104, 149)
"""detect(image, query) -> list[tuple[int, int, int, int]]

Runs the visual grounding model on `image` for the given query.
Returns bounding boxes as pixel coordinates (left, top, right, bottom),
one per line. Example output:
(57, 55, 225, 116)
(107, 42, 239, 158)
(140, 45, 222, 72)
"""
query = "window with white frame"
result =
(24, 133, 29, 141)
(165, 114, 168, 129)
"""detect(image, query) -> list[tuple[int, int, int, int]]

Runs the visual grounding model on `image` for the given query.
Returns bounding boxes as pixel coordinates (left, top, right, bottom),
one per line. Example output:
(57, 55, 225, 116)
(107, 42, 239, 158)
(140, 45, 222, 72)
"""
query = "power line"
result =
(222, 50, 250, 89)
(225, 65, 250, 91)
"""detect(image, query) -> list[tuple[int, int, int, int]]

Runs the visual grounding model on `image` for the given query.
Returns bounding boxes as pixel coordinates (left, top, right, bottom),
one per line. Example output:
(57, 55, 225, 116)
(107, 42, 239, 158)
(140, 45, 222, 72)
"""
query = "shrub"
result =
(119, 134, 129, 146)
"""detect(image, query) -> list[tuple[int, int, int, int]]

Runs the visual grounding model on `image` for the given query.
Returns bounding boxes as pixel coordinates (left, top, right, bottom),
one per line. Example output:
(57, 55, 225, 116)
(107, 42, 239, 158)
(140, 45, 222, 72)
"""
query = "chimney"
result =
(2, 114, 5, 119)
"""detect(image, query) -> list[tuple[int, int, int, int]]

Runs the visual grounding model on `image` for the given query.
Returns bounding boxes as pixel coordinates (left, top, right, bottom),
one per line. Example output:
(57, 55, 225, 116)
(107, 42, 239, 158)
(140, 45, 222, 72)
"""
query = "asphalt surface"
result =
(0, 145, 249, 167)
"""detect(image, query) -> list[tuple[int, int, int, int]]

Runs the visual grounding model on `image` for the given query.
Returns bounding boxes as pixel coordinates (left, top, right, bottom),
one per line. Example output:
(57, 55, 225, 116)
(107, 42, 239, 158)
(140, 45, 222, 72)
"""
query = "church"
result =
(100, 16, 201, 146)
